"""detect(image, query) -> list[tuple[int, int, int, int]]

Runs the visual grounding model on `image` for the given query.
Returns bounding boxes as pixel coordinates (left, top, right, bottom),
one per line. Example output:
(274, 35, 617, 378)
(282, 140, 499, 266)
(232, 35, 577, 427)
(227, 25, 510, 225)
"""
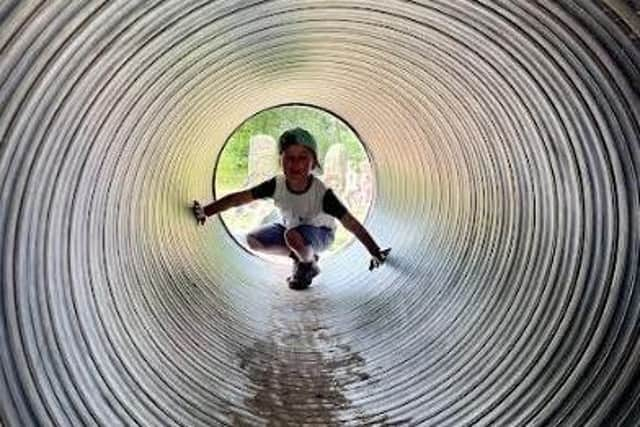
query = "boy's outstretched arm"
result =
(193, 190, 254, 225)
(339, 213, 391, 270)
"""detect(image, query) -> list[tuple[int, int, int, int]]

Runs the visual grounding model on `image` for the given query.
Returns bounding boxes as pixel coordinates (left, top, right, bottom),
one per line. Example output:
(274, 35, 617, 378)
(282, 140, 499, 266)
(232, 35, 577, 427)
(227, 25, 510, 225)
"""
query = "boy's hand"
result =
(369, 248, 391, 271)
(192, 200, 206, 225)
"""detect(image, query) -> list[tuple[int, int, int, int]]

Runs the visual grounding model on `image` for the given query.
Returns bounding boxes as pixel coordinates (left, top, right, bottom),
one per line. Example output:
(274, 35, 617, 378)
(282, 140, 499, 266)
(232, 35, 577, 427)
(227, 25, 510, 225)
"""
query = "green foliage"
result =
(216, 105, 366, 191)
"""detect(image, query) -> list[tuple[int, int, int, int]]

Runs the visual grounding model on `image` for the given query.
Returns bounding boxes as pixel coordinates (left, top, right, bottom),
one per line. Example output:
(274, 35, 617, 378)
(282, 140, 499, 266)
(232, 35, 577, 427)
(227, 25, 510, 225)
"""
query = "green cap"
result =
(278, 127, 321, 169)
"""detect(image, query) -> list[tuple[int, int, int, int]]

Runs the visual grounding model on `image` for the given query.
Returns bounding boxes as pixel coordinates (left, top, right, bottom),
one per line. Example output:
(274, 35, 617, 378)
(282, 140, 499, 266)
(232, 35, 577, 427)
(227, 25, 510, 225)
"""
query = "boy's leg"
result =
(284, 229, 315, 263)
(286, 225, 335, 257)
(246, 224, 290, 256)
(285, 226, 334, 287)
(284, 225, 335, 262)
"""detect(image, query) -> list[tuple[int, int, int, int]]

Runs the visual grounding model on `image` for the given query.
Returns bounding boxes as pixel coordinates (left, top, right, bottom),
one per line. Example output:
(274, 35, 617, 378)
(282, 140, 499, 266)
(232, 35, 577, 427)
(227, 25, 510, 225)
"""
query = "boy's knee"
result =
(284, 229, 304, 248)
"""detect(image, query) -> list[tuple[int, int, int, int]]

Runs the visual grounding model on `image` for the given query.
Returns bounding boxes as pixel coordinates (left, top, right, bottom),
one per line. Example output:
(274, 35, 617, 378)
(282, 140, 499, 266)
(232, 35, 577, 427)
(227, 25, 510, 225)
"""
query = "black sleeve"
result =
(249, 177, 276, 199)
(322, 189, 349, 219)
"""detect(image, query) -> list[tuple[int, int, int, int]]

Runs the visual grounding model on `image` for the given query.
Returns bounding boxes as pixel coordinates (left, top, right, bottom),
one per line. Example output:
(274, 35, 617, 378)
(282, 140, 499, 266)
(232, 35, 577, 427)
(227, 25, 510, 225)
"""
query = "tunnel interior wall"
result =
(1, 1, 640, 425)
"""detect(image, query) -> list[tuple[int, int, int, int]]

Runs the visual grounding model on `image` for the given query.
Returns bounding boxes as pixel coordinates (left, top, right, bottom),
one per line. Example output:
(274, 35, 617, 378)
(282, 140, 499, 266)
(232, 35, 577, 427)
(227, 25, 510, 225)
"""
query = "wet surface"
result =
(235, 288, 399, 426)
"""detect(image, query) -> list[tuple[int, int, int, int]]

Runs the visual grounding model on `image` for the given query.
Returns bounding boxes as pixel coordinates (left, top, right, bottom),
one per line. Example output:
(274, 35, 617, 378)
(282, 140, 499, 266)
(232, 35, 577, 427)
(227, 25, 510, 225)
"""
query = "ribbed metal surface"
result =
(1, 1, 639, 426)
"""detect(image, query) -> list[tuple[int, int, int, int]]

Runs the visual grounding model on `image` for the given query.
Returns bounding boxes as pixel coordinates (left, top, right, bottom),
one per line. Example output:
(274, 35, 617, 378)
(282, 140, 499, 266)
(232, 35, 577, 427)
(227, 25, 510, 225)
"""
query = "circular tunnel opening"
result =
(213, 104, 374, 261)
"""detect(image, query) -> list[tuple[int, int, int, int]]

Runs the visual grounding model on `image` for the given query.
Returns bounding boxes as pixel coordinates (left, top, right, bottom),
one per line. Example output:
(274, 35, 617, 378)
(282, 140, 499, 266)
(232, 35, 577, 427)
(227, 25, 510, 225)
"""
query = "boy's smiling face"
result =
(281, 144, 314, 187)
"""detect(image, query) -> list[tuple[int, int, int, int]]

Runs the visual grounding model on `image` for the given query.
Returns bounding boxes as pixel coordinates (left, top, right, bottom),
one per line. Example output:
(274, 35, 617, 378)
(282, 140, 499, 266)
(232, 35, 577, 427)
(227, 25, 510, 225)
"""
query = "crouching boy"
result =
(193, 127, 390, 289)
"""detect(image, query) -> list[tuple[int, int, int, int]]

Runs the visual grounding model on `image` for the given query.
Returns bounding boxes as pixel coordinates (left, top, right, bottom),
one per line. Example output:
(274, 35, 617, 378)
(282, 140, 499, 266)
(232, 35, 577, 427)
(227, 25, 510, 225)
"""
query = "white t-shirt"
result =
(250, 174, 348, 230)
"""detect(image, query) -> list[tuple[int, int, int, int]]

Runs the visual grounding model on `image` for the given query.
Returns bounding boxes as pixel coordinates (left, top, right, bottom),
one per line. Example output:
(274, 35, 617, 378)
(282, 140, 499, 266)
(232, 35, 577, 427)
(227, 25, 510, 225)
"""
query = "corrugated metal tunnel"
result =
(2, 1, 640, 425)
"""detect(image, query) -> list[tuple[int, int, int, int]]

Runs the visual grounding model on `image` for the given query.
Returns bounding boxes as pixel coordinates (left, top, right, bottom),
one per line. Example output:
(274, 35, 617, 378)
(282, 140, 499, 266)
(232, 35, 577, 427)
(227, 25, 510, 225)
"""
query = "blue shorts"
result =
(248, 223, 335, 253)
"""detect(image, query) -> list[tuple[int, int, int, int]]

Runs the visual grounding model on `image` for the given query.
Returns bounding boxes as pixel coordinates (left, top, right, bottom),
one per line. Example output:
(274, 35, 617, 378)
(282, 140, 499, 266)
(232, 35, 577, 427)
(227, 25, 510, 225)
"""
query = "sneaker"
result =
(287, 259, 320, 290)
(302, 261, 321, 281)
(287, 276, 309, 290)
(287, 257, 299, 282)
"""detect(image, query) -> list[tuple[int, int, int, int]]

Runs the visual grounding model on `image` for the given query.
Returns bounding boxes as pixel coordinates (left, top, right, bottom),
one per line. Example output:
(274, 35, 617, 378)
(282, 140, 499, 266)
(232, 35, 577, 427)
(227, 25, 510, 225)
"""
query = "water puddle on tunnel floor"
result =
(233, 287, 402, 426)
